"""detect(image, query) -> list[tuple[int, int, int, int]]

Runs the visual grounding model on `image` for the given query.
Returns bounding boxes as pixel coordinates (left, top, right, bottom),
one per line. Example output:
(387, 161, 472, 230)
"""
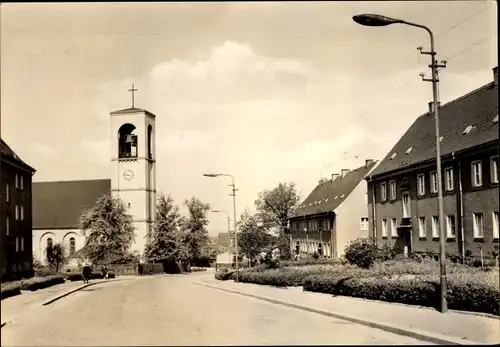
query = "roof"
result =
(292, 161, 378, 217)
(110, 107, 156, 119)
(0, 138, 35, 173)
(369, 79, 498, 178)
(33, 179, 111, 229)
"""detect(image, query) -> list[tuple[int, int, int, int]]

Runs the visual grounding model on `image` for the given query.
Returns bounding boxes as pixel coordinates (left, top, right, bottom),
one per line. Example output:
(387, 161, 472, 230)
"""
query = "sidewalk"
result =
(195, 276, 499, 345)
(1, 278, 128, 326)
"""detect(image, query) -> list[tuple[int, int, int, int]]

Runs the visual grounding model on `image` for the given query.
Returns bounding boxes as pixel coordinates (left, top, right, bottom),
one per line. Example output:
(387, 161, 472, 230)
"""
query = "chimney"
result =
(365, 159, 374, 167)
(493, 66, 498, 86)
(341, 169, 350, 178)
(331, 173, 340, 181)
(428, 101, 441, 114)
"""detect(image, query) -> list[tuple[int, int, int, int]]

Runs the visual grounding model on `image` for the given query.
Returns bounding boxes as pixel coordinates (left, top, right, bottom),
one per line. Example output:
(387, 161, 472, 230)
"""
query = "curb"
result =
(193, 281, 482, 346)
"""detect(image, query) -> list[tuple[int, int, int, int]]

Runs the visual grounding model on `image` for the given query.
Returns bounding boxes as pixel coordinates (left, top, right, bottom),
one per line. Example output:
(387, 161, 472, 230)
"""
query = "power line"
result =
(444, 32, 497, 61)
(400, 4, 491, 63)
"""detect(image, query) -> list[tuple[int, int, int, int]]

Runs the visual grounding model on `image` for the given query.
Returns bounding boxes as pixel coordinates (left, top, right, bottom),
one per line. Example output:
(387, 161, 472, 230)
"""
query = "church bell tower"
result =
(110, 85, 156, 261)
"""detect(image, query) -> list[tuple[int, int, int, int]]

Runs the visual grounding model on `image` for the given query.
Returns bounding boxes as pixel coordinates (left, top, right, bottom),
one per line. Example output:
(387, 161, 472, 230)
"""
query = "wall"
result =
(33, 228, 85, 264)
(335, 180, 370, 257)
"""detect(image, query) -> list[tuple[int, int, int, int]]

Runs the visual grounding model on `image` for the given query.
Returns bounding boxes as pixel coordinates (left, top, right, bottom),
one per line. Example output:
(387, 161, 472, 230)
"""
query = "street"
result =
(1, 273, 432, 346)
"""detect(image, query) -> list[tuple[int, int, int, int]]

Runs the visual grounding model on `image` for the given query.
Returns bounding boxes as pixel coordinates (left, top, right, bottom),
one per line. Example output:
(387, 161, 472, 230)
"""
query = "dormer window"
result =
(405, 147, 414, 155)
(325, 198, 329, 202)
(439, 136, 444, 143)
(462, 125, 474, 135)
(340, 194, 345, 199)
(390, 152, 397, 160)
(493, 115, 498, 124)
(334, 196, 338, 200)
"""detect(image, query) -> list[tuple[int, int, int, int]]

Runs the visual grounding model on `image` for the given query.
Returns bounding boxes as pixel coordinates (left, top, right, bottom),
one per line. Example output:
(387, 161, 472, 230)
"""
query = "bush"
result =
(66, 273, 83, 281)
(281, 258, 341, 268)
(344, 238, 380, 268)
(107, 272, 116, 279)
(34, 268, 59, 277)
(215, 271, 236, 281)
(1, 281, 22, 300)
(20, 275, 65, 291)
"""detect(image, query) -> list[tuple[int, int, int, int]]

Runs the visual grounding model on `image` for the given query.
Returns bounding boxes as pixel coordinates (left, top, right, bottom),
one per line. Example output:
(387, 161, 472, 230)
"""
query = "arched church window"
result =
(69, 237, 75, 255)
(47, 238, 53, 249)
(118, 123, 138, 158)
(147, 125, 153, 159)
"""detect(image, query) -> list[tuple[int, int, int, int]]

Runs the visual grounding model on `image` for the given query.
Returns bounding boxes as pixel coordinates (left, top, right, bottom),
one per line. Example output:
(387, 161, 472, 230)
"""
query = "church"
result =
(32, 95, 157, 265)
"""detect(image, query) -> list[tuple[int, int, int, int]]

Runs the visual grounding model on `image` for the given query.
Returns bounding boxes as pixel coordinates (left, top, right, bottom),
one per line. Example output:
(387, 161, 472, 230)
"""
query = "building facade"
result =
(366, 67, 499, 258)
(289, 160, 378, 259)
(1, 139, 36, 280)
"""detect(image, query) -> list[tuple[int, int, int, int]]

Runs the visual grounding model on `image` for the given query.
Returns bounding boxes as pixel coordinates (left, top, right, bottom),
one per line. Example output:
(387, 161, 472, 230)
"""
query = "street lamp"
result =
(211, 210, 232, 264)
(353, 13, 448, 313)
(203, 173, 239, 282)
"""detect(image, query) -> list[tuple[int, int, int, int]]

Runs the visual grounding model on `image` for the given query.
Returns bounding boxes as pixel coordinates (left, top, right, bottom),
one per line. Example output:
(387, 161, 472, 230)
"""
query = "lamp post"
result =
(203, 173, 239, 282)
(212, 210, 232, 265)
(353, 13, 448, 313)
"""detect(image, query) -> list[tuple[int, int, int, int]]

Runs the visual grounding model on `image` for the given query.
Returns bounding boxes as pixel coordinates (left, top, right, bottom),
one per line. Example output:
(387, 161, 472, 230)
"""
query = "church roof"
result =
(33, 179, 111, 230)
(110, 107, 156, 118)
(0, 138, 36, 173)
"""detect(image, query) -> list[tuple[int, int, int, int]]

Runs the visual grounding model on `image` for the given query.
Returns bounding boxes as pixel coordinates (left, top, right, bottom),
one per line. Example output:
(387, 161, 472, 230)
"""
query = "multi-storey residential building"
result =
(365, 67, 499, 258)
(289, 160, 378, 259)
(1, 139, 36, 280)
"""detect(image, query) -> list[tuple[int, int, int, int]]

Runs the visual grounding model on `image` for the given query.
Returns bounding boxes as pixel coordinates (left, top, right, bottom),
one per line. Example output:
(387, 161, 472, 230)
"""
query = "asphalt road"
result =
(1, 273, 432, 346)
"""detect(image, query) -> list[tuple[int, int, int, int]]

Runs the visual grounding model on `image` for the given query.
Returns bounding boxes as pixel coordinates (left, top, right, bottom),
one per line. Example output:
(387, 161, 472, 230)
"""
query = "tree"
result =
(145, 193, 188, 265)
(79, 194, 136, 265)
(46, 243, 67, 272)
(180, 197, 211, 265)
(254, 182, 302, 259)
(237, 210, 275, 266)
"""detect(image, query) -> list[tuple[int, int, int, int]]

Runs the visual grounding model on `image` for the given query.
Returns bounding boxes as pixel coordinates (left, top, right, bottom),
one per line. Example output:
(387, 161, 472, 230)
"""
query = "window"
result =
(417, 174, 425, 196)
(20, 237, 24, 251)
(432, 216, 439, 238)
(405, 147, 413, 155)
(360, 217, 369, 231)
(380, 182, 387, 201)
(15, 174, 19, 188)
(492, 211, 500, 239)
(418, 217, 426, 238)
(493, 212, 499, 239)
(462, 125, 474, 135)
(15, 205, 19, 220)
(446, 215, 456, 238)
(445, 167, 454, 191)
(389, 181, 396, 200)
(20, 175, 24, 190)
(47, 238, 53, 249)
(430, 171, 438, 193)
(402, 193, 410, 218)
(20, 206, 24, 221)
(16, 237, 19, 252)
(69, 237, 76, 254)
(473, 213, 484, 238)
(390, 218, 397, 237)
(491, 156, 499, 184)
(5, 183, 9, 202)
(6, 216, 10, 236)
(381, 219, 388, 238)
(471, 161, 483, 187)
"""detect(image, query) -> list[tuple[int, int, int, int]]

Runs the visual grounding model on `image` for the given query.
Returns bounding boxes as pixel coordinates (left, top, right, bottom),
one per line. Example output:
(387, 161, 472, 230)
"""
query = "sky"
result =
(1, 1, 498, 236)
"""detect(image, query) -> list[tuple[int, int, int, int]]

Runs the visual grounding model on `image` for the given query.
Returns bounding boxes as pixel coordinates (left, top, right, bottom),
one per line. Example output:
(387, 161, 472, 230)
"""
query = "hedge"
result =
(66, 272, 104, 281)
(303, 274, 499, 316)
(1, 282, 22, 300)
(20, 275, 66, 291)
(215, 271, 236, 281)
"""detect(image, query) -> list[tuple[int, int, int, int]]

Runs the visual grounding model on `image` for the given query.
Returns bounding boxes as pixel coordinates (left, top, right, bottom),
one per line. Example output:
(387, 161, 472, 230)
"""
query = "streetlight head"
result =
(203, 173, 221, 177)
(353, 13, 403, 27)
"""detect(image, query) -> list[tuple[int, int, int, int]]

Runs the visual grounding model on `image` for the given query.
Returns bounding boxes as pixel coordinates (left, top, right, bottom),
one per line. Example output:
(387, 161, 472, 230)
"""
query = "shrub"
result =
(281, 258, 341, 268)
(344, 238, 379, 268)
(107, 272, 116, 279)
(67, 273, 83, 281)
(215, 271, 236, 281)
(34, 268, 59, 277)
(20, 275, 65, 291)
(447, 277, 499, 315)
(1, 281, 22, 300)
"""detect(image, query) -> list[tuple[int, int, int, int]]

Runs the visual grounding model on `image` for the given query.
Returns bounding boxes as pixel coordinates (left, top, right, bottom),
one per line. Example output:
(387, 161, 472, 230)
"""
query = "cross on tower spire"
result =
(128, 84, 138, 108)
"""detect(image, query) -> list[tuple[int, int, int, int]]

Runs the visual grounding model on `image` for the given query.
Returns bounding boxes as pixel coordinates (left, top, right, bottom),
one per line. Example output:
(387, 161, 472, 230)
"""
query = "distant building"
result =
(217, 232, 234, 249)
(289, 160, 378, 258)
(365, 66, 499, 258)
(1, 139, 36, 280)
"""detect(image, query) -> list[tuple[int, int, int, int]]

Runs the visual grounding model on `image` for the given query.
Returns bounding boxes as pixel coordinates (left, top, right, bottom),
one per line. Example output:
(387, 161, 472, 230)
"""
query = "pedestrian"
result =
(101, 264, 108, 279)
(82, 265, 91, 284)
